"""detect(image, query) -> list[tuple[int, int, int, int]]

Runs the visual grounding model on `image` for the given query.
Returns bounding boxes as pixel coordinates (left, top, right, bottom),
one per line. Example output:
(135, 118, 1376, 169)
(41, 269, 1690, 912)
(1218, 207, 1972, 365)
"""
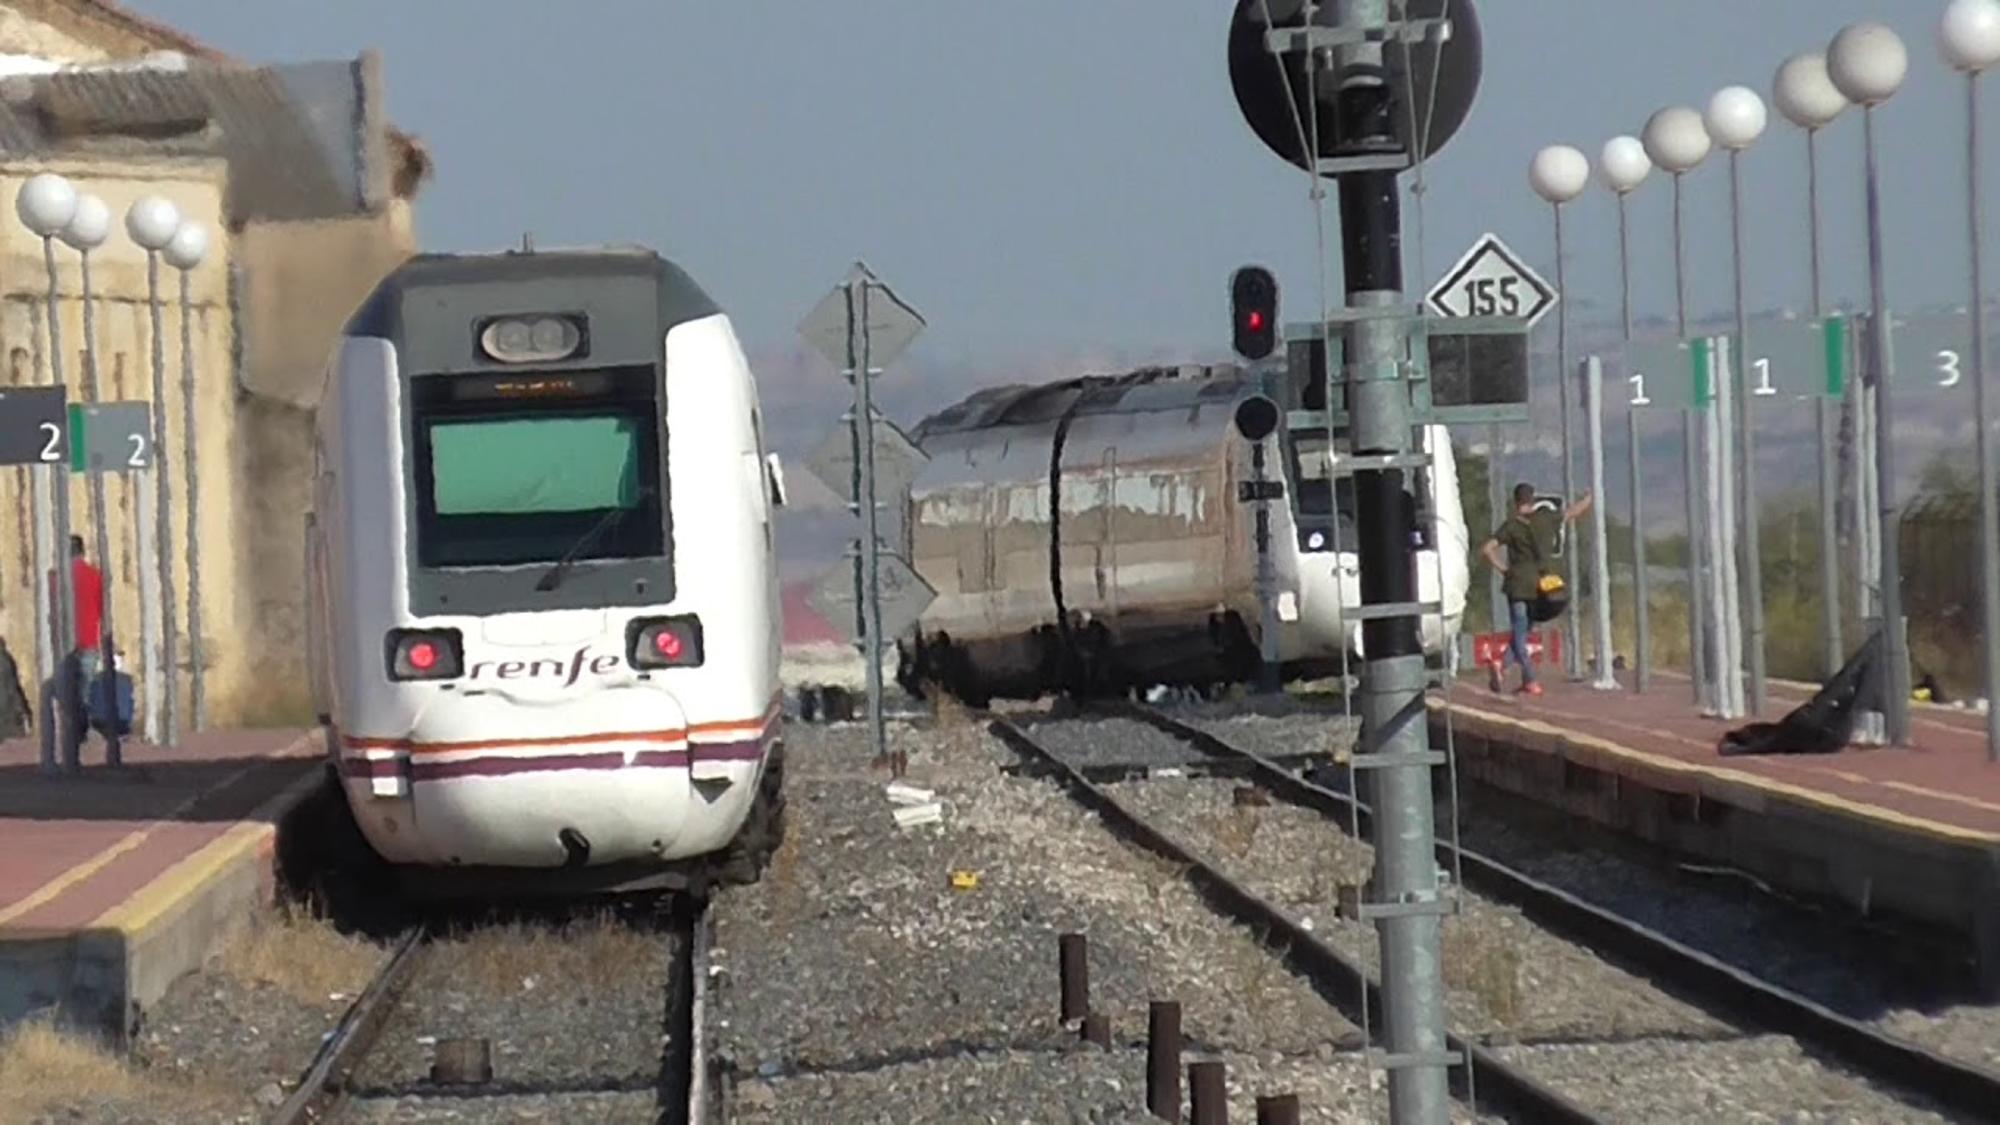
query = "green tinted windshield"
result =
(428, 415, 643, 516)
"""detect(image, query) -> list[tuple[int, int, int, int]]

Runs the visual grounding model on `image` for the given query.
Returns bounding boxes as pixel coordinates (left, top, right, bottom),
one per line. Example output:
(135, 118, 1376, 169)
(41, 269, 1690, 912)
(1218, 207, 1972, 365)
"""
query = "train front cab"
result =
(312, 250, 783, 899)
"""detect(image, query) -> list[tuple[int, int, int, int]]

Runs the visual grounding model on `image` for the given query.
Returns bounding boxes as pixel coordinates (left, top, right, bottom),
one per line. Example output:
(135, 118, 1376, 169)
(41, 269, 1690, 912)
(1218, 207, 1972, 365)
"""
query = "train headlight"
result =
(386, 628, 464, 681)
(476, 313, 586, 364)
(627, 614, 705, 670)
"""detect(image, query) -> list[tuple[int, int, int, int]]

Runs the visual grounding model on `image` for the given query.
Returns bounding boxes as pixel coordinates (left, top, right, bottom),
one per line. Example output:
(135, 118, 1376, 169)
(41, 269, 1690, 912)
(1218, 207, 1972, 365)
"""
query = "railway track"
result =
(989, 702, 2000, 1124)
(269, 897, 707, 1125)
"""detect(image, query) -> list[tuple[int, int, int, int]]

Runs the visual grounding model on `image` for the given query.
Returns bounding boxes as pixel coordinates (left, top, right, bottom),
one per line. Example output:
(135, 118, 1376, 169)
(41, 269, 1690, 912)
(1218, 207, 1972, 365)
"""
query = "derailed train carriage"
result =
(894, 363, 1469, 705)
(305, 244, 788, 899)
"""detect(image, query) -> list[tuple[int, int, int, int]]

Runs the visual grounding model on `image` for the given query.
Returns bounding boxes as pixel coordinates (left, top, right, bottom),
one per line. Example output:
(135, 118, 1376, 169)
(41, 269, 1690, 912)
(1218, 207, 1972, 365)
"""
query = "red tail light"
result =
(386, 628, 463, 681)
(627, 615, 703, 670)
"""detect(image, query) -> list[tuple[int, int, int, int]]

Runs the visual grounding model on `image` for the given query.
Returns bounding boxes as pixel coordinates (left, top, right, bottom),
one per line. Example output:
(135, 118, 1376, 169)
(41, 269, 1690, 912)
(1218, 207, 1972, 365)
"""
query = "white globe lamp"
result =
(1773, 53, 1848, 130)
(1829, 22, 1909, 106)
(1599, 135, 1651, 195)
(16, 172, 76, 237)
(1941, 0, 2000, 73)
(1642, 106, 1711, 174)
(60, 193, 109, 252)
(1706, 86, 1768, 151)
(1529, 145, 1590, 204)
(125, 195, 180, 252)
(163, 220, 209, 271)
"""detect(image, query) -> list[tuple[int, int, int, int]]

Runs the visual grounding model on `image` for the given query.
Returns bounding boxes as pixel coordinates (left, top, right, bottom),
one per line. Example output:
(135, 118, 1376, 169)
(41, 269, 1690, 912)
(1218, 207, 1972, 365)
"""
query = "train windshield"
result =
(1287, 435, 1357, 553)
(410, 365, 666, 570)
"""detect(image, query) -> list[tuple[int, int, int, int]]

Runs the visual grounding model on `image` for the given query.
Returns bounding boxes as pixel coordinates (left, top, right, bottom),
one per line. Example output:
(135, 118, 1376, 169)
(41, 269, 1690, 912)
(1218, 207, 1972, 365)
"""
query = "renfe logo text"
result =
(467, 647, 622, 688)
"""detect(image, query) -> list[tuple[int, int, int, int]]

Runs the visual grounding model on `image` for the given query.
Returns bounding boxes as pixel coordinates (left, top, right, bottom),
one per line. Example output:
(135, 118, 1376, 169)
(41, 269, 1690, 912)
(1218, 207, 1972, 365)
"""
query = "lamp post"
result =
(1940, 0, 2000, 761)
(59, 191, 119, 767)
(126, 195, 181, 746)
(1531, 144, 1590, 681)
(17, 172, 79, 772)
(162, 219, 208, 732)
(1774, 51, 1853, 689)
(1707, 85, 1769, 719)
(1642, 106, 1715, 713)
(1601, 134, 1653, 693)
(1829, 21, 1912, 746)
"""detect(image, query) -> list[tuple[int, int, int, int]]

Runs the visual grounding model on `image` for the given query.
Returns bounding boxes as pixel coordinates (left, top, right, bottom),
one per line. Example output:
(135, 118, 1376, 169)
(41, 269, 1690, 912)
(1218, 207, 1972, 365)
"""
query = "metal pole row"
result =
(1057, 935, 1308, 1121)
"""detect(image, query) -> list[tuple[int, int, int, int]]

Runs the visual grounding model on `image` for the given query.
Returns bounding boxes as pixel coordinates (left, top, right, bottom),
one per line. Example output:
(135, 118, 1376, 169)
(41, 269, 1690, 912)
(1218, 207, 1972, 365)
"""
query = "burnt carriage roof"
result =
(0, 58, 392, 224)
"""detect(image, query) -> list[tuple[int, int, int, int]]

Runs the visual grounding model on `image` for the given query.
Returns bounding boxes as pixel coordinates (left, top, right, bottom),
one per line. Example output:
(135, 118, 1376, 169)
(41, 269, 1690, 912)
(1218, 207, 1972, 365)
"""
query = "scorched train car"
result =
(894, 364, 1469, 704)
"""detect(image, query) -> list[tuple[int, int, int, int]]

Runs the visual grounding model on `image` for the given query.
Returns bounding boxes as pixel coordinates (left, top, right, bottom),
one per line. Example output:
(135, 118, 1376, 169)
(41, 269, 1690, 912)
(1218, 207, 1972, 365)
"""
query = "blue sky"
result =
(137, 0, 1980, 367)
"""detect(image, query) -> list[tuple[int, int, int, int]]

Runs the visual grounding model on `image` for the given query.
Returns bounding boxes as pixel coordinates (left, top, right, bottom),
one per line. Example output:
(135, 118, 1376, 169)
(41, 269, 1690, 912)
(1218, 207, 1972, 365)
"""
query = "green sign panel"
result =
(67, 401, 154, 474)
(1711, 317, 1850, 402)
(1621, 336, 1712, 411)
(1880, 312, 1977, 393)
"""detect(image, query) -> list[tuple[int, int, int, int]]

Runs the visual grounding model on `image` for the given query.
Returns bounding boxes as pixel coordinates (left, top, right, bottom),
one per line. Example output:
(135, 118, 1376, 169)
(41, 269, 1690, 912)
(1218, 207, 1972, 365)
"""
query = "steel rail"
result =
(986, 714, 1601, 1125)
(269, 924, 427, 1125)
(1115, 701, 2000, 1124)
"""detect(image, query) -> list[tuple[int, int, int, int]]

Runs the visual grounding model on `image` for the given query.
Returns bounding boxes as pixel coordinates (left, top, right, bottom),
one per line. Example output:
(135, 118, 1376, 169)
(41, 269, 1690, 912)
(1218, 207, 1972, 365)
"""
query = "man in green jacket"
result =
(1480, 482, 1592, 695)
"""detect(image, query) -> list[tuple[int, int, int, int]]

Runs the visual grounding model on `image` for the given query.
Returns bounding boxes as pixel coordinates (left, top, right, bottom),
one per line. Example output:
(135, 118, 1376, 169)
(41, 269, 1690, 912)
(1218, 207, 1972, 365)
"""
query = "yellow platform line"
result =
(92, 764, 324, 935)
(1436, 697, 2000, 847)
(0, 731, 319, 934)
(0, 829, 154, 928)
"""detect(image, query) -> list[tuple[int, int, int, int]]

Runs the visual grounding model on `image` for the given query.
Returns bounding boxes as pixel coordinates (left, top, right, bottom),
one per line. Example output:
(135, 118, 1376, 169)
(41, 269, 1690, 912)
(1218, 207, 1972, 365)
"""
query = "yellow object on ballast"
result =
(949, 869, 980, 891)
(1538, 574, 1566, 594)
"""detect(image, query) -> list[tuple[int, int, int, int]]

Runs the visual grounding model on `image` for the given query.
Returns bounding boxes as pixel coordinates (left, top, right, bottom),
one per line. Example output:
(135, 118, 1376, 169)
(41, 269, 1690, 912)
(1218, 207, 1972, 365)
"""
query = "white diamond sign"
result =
(806, 551, 936, 647)
(799, 261, 928, 375)
(1425, 233, 1557, 328)
(804, 412, 929, 502)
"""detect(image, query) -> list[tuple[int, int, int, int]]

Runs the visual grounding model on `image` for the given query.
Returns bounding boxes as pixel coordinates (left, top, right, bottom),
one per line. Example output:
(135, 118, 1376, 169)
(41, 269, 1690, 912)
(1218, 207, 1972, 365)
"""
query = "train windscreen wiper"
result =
(534, 487, 654, 592)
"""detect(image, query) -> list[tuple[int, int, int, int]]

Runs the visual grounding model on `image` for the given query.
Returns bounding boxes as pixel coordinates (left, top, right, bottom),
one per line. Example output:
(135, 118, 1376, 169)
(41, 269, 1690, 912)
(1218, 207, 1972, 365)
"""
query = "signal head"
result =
(1230, 266, 1279, 361)
(1228, 0, 1483, 177)
(1234, 395, 1281, 442)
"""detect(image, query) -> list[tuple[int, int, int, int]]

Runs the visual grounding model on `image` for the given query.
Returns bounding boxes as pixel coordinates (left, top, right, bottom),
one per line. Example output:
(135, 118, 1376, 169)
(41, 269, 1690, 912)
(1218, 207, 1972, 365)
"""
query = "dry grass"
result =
(442, 910, 656, 996)
(0, 1020, 227, 1125)
(1441, 921, 1524, 1026)
(217, 903, 385, 1007)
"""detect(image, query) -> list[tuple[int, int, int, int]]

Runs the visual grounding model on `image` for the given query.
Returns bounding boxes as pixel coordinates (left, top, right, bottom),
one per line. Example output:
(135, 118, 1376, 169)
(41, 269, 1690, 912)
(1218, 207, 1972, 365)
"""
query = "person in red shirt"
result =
(68, 536, 103, 654)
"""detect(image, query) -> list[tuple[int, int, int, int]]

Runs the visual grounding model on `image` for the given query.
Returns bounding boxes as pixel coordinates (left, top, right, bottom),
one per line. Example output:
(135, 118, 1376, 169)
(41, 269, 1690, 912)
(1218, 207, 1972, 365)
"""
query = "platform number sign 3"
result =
(1425, 233, 1557, 329)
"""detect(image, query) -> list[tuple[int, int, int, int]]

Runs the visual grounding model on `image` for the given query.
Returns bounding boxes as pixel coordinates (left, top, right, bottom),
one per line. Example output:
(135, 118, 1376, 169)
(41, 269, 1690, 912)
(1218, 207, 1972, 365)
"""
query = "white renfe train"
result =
(304, 244, 788, 899)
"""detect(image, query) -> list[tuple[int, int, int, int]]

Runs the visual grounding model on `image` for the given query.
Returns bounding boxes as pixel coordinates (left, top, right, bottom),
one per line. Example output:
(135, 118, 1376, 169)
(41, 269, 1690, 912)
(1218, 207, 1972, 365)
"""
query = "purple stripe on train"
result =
(337, 735, 774, 781)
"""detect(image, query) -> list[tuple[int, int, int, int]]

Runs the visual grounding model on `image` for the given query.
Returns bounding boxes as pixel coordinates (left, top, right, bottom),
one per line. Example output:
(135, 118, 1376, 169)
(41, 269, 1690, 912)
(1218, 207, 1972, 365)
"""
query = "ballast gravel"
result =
(345, 911, 673, 1108)
(705, 716, 1391, 1122)
(729, 1044, 1494, 1125)
(1181, 703, 2000, 1077)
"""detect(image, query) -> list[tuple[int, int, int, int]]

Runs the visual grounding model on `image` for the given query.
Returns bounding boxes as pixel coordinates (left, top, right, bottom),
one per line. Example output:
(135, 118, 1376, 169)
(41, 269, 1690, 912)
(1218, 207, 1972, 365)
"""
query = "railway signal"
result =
(798, 262, 936, 776)
(1230, 266, 1279, 360)
(1231, 3, 1498, 1120)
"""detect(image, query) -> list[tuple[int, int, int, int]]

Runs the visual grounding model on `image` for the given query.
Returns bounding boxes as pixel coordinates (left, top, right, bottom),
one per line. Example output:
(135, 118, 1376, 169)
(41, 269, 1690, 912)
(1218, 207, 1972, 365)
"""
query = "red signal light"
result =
(407, 641, 438, 671)
(1247, 310, 1265, 331)
(654, 629, 682, 659)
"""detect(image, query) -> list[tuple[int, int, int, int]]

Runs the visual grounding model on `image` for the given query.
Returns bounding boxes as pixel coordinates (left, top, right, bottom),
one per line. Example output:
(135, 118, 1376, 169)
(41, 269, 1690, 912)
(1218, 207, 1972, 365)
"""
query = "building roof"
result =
(15, 0, 429, 198)
(0, 56, 408, 224)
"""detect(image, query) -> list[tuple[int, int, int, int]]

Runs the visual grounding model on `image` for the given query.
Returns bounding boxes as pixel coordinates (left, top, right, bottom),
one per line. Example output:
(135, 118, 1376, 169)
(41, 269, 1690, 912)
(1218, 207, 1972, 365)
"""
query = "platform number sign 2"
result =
(0, 385, 69, 468)
(1425, 233, 1557, 329)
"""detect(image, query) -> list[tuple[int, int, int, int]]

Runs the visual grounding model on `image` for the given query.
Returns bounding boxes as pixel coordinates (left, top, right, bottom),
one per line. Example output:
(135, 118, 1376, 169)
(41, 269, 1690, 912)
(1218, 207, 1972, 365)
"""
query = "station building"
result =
(0, 0, 428, 729)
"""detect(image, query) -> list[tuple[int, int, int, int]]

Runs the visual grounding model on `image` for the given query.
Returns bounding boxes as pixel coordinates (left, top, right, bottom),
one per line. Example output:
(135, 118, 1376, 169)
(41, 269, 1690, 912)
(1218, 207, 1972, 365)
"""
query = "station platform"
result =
(0, 728, 323, 1044)
(1431, 675, 2000, 993)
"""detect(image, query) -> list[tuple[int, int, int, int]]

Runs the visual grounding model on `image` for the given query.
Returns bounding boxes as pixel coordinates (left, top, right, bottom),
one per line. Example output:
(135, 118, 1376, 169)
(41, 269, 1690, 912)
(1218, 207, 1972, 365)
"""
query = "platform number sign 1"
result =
(1425, 233, 1558, 329)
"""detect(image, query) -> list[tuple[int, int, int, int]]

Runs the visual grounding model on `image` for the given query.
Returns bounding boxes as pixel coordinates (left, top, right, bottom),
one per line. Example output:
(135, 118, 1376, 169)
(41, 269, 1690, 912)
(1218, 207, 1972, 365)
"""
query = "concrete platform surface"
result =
(0, 728, 322, 1044)
(1435, 677, 2000, 992)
